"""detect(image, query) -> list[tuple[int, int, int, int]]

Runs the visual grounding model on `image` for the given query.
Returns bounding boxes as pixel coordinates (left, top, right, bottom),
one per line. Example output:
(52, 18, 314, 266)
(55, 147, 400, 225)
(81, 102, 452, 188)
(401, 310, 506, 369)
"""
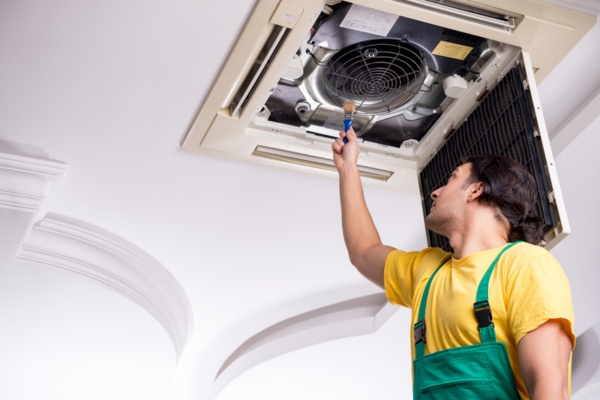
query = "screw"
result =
(364, 48, 379, 58)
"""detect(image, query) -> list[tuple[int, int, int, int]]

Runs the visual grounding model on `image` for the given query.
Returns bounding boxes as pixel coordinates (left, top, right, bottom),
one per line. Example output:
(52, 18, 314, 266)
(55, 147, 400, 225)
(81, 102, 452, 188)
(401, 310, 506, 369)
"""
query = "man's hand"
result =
(518, 319, 573, 400)
(332, 127, 360, 173)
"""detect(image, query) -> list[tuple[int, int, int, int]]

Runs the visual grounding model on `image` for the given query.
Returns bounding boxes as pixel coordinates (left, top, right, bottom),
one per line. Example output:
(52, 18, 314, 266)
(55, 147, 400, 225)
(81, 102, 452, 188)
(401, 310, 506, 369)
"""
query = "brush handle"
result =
(343, 119, 353, 144)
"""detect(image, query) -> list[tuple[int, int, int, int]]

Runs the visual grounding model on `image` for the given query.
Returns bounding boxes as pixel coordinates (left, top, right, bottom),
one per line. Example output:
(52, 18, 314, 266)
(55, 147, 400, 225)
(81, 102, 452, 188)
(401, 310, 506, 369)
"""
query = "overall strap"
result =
(414, 257, 451, 360)
(474, 241, 522, 343)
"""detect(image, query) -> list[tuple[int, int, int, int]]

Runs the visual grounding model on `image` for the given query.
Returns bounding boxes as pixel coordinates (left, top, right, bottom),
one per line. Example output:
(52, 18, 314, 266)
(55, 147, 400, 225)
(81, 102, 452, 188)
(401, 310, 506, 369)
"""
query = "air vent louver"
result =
(252, 145, 394, 181)
(229, 25, 289, 118)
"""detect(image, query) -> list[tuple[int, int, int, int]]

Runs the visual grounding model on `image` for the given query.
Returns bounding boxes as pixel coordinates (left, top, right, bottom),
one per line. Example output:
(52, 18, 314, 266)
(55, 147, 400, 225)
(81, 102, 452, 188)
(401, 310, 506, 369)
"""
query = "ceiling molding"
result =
(0, 152, 67, 215)
(0, 151, 67, 263)
(551, 85, 600, 157)
(212, 293, 396, 397)
(16, 214, 193, 360)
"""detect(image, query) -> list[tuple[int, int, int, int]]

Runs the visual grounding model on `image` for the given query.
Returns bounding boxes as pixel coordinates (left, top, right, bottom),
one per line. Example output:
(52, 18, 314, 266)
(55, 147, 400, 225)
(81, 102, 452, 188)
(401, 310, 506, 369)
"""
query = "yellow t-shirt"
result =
(384, 242, 575, 400)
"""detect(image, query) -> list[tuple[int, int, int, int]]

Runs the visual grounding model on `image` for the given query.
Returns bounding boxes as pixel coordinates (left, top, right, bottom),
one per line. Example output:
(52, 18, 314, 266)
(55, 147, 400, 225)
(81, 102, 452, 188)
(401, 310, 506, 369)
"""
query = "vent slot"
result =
(395, 0, 519, 32)
(441, 28, 481, 44)
(229, 25, 289, 118)
(253, 146, 394, 181)
(420, 66, 556, 251)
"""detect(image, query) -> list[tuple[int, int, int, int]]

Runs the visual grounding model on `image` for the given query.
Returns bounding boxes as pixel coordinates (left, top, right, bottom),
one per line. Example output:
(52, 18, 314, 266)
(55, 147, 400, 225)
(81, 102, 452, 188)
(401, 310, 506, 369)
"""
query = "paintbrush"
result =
(342, 100, 356, 144)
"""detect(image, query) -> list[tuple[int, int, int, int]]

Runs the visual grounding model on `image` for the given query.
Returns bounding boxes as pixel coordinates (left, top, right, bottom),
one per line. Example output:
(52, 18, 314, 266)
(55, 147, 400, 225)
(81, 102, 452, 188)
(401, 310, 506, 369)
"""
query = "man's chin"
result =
(425, 216, 447, 237)
(425, 216, 437, 233)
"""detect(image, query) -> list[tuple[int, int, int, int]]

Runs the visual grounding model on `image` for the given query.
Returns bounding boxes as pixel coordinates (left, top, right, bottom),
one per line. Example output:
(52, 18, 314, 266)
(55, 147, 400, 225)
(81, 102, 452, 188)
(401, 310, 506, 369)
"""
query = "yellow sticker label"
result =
(432, 41, 473, 60)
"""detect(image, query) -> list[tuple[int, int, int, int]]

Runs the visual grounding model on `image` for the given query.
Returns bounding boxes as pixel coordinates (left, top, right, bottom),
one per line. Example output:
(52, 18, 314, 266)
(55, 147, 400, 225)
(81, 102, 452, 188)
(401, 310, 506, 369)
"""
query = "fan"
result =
(324, 39, 428, 115)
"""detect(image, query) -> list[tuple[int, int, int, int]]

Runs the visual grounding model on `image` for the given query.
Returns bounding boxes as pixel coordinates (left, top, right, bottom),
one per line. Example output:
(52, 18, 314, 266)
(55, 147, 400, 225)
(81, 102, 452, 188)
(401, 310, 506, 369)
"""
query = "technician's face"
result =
(425, 163, 473, 236)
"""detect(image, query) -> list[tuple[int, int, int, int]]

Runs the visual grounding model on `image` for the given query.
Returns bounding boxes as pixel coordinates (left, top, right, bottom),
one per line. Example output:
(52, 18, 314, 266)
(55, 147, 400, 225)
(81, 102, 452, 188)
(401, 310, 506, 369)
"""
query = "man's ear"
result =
(467, 182, 484, 202)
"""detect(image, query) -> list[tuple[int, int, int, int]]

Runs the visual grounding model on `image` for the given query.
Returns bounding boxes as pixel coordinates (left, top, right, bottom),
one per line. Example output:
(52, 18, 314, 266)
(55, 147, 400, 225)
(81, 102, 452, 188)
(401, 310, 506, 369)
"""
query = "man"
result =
(332, 128, 575, 400)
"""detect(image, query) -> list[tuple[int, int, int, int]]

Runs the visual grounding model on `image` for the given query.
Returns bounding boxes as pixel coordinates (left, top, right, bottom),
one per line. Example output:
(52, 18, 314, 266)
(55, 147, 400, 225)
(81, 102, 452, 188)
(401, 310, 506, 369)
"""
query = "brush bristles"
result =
(343, 101, 356, 113)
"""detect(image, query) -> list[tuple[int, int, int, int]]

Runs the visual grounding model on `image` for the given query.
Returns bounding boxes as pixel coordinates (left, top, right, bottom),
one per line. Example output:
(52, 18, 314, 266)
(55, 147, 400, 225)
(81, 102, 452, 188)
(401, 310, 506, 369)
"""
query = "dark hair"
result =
(463, 155, 544, 245)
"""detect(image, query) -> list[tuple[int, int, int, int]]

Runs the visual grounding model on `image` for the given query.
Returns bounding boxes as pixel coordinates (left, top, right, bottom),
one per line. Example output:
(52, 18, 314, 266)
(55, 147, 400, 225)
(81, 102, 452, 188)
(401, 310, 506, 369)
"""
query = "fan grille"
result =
(324, 39, 427, 114)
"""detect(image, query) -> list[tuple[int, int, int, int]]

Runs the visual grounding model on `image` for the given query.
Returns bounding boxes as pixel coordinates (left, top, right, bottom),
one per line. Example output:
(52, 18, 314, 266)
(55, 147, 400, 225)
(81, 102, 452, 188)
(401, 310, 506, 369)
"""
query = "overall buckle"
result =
(474, 300, 493, 328)
(414, 320, 426, 344)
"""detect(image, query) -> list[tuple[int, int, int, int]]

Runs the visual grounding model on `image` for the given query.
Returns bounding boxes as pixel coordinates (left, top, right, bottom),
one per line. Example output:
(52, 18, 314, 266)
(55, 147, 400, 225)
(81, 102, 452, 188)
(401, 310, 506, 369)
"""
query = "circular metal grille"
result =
(324, 39, 427, 114)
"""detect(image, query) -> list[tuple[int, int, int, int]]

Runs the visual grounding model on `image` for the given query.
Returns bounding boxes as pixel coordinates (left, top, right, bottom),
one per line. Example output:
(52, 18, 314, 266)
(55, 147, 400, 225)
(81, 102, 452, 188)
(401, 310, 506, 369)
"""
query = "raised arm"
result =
(332, 128, 396, 289)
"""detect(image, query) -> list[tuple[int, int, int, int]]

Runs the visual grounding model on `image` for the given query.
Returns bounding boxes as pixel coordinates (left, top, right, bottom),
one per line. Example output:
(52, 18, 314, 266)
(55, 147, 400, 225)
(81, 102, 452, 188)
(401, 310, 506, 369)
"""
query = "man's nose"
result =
(431, 189, 440, 200)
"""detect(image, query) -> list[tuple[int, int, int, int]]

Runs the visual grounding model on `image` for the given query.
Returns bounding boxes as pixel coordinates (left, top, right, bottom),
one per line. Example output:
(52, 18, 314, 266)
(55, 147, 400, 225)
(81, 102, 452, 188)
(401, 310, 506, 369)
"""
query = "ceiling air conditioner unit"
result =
(182, 0, 595, 249)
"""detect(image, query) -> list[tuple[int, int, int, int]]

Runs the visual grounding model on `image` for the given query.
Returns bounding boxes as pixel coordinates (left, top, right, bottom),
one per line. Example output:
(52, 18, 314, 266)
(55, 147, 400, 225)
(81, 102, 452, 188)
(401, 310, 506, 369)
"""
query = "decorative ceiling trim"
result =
(0, 152, 67, 216)
(551, 85, 600, 157)
(213, 292, 396, 395)
(16, 214, 193, 360)
(0, 151, 67, 263)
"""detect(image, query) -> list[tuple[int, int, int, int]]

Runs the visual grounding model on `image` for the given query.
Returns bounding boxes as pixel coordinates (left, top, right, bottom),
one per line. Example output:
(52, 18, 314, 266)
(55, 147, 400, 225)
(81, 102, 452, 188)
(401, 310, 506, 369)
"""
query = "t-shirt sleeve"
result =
(506, 252, 576, 348)
(383, 249, 422, 308)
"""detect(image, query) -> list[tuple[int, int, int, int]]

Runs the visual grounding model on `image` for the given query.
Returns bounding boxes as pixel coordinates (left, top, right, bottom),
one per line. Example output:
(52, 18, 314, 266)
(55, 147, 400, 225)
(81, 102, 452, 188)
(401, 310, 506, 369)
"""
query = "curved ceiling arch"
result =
(211, 292, 397, 397)
(16, 213, 193, 360)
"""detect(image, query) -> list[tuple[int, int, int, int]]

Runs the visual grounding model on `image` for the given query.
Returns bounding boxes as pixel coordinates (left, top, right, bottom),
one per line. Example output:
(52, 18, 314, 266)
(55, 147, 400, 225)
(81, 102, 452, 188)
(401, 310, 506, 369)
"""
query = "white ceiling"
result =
(0, 0, 599, 399)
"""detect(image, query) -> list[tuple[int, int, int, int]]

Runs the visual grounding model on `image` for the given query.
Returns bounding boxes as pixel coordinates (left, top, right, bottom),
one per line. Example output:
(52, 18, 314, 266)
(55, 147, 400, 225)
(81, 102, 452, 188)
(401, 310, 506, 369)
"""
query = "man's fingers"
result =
(332, 137, 345, 154)
(334, 128, 360, 155)
(345, 127, 357, 142)
(332, 142, 340, 154)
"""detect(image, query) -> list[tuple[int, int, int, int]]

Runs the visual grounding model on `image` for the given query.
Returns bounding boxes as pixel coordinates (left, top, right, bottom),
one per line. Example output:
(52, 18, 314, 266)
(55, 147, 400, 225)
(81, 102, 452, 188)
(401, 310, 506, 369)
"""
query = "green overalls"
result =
(412, 242, 522, 400)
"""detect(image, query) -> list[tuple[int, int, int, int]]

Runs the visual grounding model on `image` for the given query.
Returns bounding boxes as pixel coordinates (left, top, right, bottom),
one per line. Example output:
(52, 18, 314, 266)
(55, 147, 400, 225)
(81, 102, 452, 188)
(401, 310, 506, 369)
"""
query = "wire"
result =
(306, 49, 326, 66)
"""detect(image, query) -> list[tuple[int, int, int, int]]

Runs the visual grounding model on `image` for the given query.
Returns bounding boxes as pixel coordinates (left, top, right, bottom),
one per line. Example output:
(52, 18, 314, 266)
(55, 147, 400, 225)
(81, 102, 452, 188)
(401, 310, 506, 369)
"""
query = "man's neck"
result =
(449, 234, 508, 260)
(447, 211, 509, 260)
